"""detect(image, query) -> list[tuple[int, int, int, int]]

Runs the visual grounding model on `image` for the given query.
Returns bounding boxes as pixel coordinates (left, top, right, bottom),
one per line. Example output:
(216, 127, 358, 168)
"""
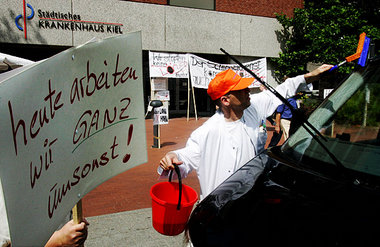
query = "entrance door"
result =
(168, 78, 215, 117)
(168, 78, 188, 117)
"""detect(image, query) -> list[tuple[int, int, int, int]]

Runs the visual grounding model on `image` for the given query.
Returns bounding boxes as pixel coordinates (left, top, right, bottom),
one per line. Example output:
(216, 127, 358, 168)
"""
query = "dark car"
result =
(188, 56, 380, 247)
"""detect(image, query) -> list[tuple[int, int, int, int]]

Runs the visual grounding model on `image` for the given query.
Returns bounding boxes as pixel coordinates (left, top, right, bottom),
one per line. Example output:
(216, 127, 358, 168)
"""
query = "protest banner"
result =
(0, 31, 147, 246)
(149, 51, 189, 78)
(188, 54, 266, 89)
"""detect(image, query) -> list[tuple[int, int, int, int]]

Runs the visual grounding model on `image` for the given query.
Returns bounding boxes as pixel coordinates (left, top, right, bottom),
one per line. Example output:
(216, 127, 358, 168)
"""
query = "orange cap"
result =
(207, 69, 254, 100)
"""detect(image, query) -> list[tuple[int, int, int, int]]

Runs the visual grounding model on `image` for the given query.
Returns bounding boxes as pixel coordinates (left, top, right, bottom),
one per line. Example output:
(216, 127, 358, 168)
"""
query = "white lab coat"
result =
(160, 75, 310, 200)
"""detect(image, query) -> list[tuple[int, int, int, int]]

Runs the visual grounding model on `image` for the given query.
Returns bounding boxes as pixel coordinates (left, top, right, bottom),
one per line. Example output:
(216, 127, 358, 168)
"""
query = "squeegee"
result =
(330, 32, 371, 71)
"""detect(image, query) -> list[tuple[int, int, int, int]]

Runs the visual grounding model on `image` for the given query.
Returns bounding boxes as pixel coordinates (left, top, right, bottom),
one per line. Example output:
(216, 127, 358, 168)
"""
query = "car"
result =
(187, 55, 380, 247)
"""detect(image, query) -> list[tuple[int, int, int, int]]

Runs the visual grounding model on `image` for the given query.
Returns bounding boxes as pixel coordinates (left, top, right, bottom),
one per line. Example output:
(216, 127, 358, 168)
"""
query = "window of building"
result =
(168, 0, 215, 10)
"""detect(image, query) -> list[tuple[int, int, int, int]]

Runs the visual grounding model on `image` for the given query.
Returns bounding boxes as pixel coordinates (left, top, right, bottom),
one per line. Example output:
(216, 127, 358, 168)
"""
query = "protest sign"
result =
(189, 54, 266, 89)
(149, 51, 189, 78)
(0, 31, 147, 246)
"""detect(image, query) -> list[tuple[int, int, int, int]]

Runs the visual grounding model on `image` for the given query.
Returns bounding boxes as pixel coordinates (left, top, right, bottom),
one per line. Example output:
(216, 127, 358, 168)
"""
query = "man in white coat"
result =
(159, 65, 333, 200)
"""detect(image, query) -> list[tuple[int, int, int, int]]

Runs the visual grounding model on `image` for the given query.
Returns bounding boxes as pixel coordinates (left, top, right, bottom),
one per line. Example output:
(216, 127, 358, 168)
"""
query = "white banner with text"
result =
(188, 54, 266, 89)
(149, 52, 189, 78)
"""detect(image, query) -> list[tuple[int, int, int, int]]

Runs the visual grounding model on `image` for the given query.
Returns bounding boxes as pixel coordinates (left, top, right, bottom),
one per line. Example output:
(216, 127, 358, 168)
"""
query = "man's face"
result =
(226, 88, 251, 110)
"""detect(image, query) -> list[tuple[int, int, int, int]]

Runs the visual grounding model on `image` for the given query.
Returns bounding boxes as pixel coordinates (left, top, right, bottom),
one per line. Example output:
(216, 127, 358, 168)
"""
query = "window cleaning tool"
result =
(358, 35, 371, 67)
(329, 32, 371, 71)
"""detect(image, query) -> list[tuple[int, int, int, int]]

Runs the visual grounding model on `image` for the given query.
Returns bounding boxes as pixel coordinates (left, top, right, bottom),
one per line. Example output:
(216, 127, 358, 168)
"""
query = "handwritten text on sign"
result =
(149, 52, 189, 78)
(189, 54, 266, 89)
(0, 32, 147, 246)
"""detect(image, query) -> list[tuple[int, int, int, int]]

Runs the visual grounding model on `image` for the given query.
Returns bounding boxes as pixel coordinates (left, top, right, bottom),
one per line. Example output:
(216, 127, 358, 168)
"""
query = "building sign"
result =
(37, 10, 123, 34)
(189, 54, 266, 89)
(0, 32, 146, 246)
(14, 0, 123, 40)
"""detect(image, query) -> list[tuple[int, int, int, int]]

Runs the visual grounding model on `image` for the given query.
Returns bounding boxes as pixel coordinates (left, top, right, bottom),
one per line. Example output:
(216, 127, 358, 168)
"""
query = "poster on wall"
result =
(149, 51, 189, 78)
(188, 54, 266, 89)
(0, 32, 147, 246)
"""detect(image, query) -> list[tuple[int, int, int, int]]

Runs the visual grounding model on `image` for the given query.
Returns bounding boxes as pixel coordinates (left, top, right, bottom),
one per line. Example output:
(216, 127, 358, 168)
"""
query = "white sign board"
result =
(0, 32, 147, 246)
(154, 90, 170, 101)
(149, 51, 189, 78)
(189, 54, 266, 89)
(151, 78, 168, 91)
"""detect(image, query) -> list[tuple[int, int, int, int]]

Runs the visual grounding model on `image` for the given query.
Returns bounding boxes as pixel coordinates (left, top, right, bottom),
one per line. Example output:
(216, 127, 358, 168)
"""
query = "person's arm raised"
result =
(304, 64, 334, 83)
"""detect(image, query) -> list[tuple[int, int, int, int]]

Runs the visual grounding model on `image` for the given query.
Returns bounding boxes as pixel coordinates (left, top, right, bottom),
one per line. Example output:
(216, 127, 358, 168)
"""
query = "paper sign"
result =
(0, 32, 147, 246)
(149, 51, 189, 78)
(153, 106, 169, 125)
(189, 54, 266, 89)
(151, 78, 168, 91)
(154, 90, 170, 101)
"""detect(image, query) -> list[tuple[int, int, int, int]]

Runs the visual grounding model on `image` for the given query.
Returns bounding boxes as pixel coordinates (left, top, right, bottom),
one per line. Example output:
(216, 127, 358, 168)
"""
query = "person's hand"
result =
(45, 219, 89, 247)
(160, 152, 183, 171)
(304, 64, 334, 83)
(275, 125, 281, 134)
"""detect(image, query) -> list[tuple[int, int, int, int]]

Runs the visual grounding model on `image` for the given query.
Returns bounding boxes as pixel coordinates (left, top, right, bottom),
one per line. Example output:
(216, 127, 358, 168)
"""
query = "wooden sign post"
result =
(72, 200, 83, 224)
(72, 200, 84, 247)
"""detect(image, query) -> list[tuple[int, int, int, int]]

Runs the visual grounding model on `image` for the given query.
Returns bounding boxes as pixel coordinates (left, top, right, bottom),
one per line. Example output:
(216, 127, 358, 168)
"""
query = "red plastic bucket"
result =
(150, 167, 198, 236)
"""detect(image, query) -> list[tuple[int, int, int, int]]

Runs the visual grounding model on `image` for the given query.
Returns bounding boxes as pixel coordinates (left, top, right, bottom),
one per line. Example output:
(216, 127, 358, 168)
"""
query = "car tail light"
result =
(264, 198, 282, 204)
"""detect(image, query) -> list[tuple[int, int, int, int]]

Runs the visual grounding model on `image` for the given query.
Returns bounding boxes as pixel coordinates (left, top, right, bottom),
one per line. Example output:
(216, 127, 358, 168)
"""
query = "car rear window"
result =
(283, 64, 380, 177)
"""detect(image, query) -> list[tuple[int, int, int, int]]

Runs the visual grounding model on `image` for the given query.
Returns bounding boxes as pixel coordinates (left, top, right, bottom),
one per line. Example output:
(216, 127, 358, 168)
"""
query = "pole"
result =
(153, 124, 161, 148)
(187, 77, 190, 121)
(72, 199, 84, 246)
(191, 79, 198, 121)
(363, 85, 370, 127)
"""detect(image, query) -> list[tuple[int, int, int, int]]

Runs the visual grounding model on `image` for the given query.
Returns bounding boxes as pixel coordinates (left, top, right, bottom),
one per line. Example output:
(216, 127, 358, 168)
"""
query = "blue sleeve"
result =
(276, 104, 285, 113)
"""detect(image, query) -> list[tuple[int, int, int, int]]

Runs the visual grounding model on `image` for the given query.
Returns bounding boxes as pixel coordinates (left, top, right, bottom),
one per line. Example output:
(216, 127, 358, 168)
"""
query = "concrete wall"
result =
(1, 0, 283, 58)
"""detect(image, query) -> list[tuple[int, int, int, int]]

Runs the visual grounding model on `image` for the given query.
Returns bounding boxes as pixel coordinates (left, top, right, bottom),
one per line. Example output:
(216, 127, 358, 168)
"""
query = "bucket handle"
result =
(168, 164, 182, 210)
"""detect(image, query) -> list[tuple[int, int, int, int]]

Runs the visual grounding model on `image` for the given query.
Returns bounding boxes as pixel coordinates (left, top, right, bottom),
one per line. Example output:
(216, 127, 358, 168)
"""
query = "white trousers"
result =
(280, 119, 291, 140)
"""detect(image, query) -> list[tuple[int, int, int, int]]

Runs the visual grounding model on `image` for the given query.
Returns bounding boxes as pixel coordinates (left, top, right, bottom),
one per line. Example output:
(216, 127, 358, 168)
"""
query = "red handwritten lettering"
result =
(48, 136, 118, 218)
(30, 138, 57, 189)
(113, 54, 138, 86)
(70, 54, 137, 105)
(9, 80, 63, 155)
(73, 98, 131, 145)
